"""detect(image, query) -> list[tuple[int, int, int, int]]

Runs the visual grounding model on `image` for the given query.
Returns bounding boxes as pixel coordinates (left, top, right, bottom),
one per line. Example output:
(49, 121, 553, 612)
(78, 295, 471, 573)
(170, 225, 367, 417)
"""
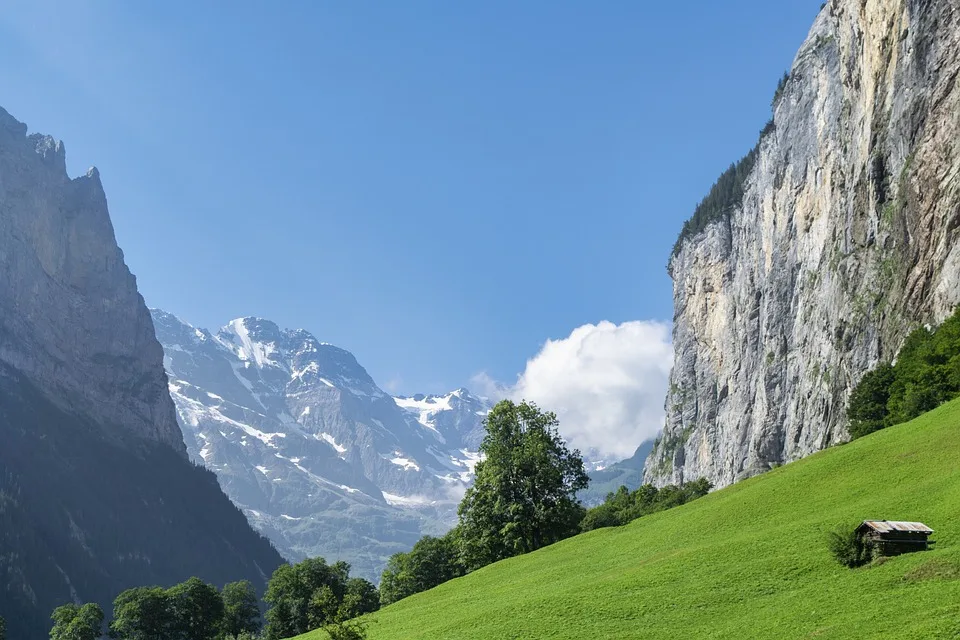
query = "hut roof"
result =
(858, 520, 933, 534)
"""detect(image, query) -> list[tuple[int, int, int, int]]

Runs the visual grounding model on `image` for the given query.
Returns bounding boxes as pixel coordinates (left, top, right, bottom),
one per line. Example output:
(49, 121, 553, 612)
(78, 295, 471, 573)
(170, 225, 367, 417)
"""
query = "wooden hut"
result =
(856, 521, 934, 557)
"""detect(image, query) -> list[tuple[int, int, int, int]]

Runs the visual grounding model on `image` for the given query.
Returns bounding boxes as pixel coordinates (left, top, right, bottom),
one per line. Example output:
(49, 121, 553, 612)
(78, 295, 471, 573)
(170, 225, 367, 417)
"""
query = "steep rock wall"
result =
(646, 0, 960, 487)
(0, 107, 184, 452)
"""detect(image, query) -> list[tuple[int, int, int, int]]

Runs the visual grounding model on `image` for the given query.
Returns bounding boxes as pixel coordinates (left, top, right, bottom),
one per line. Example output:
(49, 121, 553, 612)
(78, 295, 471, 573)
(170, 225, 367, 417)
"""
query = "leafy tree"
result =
(379, 530, 464, 605)
(307, 586, 340, 630)
(847, 363, 896, 438)
(264, 557, 367, 639)
(50, 603, 104, 640)
(0, 615, 5, 640)
(109, 586, 171, 640)
(341, 578, 379, 619)
(167, 577, 224, 640)
(458, 400, 589, 570)
(581, 479, 712, 532)
(220, 580, 261, 638)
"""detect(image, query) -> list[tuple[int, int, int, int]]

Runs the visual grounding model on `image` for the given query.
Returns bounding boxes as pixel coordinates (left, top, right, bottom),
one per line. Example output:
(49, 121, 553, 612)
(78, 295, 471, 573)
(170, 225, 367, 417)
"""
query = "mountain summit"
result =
(153, 310, 492, 579)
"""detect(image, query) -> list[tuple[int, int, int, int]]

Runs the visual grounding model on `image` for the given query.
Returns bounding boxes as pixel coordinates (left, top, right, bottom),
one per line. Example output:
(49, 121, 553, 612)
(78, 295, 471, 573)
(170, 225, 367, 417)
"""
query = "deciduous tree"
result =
(109, 586, 171, 640)
(458, 400, 588, 570)
(220, 580, 260, 638)
(50, 603, 104, 640)
(167, 577, 224, 640)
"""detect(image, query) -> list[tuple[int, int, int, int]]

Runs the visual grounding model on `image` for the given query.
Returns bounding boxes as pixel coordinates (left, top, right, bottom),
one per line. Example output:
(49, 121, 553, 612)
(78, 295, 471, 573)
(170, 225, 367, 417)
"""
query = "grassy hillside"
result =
(302, 399, 960, 639)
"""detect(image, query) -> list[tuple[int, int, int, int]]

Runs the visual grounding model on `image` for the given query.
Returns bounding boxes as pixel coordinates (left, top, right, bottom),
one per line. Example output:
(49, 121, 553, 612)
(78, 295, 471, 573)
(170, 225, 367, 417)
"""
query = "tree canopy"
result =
(110, 586, 172, 640)
(264, 558, 378, 639)
(458, 400, 589, 570)
(221, 580, 261, 638)
(167, 577, 224, 640)
(50, 603, 104, 640)
(379, 530, 464, 605)
(848, 308, 960, 439)
(108, 578, 231, 640)
(580, 479, 712, 532)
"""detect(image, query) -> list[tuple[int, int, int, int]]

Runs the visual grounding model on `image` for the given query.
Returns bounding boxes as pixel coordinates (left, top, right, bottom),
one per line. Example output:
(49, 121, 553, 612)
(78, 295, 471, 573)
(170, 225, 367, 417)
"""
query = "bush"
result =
(581, 479, 712, 532)
(324, 618, 369, 640)
(827, 526, 873, 568)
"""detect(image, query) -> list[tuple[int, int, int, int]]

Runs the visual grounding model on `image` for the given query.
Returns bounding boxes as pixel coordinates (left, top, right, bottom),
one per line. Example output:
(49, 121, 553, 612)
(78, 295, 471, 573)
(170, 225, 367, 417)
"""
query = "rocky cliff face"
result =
(0, 108, 282, 640)
(0, 108, 183, 452)
(646, 0, 960, 487)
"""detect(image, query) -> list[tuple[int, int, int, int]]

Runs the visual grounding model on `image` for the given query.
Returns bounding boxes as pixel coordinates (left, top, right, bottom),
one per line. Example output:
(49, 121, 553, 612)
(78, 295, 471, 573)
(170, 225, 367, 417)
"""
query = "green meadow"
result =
(303, 398, 960, 639)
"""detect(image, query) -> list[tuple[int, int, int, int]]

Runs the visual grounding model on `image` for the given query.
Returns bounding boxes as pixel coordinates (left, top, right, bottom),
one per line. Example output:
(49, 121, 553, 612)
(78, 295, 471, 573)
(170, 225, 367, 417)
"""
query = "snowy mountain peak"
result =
(394, 387, 492, 451)
(152, 309, 494, 580)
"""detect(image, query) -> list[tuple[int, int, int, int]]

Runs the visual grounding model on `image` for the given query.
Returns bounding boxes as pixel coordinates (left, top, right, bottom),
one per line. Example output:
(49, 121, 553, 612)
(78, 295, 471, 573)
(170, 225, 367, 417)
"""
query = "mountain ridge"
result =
(153, 309, 494, 580)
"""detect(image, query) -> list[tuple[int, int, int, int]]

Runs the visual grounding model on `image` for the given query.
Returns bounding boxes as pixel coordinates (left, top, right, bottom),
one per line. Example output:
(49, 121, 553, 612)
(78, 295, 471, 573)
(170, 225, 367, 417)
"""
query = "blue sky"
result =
(1, 1, 821, 399)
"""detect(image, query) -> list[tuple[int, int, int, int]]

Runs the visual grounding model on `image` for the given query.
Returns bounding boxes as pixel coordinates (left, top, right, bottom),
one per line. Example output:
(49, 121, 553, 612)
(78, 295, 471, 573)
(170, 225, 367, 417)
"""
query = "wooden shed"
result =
(856, 520, 934, 557)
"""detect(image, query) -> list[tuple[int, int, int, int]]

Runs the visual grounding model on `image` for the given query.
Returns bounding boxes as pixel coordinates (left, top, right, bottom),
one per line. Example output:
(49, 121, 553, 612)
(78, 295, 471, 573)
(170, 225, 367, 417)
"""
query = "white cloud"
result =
(474, 321, 673, 460)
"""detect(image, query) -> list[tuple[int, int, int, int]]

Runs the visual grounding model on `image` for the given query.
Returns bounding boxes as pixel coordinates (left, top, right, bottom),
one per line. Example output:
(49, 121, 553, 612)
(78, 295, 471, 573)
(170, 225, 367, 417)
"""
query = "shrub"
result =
(581, 479, 712, 532)
(827, 526, 873, 568)
(324, 618, 369, 640)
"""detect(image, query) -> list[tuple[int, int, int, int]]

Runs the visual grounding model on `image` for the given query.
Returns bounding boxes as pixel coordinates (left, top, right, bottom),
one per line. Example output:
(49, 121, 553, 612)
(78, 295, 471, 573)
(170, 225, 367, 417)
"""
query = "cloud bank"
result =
(473, 320, 673, 460)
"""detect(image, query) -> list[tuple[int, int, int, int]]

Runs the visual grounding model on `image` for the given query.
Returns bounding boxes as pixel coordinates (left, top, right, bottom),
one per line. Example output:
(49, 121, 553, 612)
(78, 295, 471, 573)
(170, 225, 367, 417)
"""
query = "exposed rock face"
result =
(153, 310, 492, 580)
(646, 0, 960, 487)
(0, 108, 183, 452)
(0, 108, 282, 640)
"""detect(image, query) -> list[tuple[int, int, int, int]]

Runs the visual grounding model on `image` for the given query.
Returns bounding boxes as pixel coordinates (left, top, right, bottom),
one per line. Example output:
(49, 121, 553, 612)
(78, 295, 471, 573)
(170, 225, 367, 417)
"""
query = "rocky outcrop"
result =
(646, 0, 960, 487)
(0, 108, 183, 452)
(0, 108, 282, 640)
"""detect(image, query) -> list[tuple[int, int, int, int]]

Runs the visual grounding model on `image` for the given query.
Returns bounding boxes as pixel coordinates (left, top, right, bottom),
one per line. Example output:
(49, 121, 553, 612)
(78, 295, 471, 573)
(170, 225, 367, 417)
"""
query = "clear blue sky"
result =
(0, 1, 821, 395)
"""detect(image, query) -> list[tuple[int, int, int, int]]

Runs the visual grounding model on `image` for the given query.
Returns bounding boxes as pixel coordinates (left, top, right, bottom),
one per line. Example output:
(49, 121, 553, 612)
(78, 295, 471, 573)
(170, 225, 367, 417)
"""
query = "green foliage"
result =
(264, 558, 378, 639)
(772, 71, 790, 109)
(50, 603, 104, 640)
(220, 581, 261, 639)
(379, 530, 465, 605)
(580, 478, 712, 532)
(847, 363, 896, 438)
(458, 400, 589, 571)
(167, 577, 225, 640)
(294, 398, 960, 640)
(827, 526, 873, 568)
(671, 147, 759, 261)
(342, 578, 380, 620)
(110, 586, 172, 640)
(109, 578, 234, 640)
(847, 308, 960, 439)
(670, 71, 794, 266)
(324, 618, 369, 640)
(0, 615, 4, 640)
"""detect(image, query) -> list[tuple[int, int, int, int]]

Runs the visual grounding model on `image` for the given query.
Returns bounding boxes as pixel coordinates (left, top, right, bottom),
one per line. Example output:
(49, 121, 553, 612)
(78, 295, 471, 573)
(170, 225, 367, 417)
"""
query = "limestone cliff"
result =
(646, 0, 960, 487)
(0, 107, 184, 452)
(0, 107, 282, 640)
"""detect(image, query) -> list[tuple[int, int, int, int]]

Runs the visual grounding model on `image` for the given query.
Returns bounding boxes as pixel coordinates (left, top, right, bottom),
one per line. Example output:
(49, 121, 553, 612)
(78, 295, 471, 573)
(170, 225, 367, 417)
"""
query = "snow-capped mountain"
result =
(151, 310, 492, 580)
